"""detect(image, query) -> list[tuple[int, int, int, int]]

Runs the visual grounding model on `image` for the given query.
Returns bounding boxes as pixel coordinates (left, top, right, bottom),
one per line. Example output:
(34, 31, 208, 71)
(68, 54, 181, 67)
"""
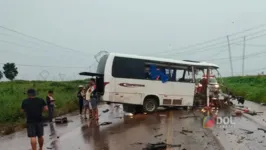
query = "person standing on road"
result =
(21, 89, 48, 150)
(46, 90, 55, 122)
(84, 84, 92, 119)
(89, 78, 99, 121)
(77, 85, 85, 115)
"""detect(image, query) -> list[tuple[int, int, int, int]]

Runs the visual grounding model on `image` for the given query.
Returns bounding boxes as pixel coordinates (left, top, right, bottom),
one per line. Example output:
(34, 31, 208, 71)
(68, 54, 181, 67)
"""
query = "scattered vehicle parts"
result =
(182, 129, 193, 133)
(235, 110, 243, 116)
(179, 116, 199, 119)
(143, 142, 181, 150)
(55, 117, 68, 124)
(239, 128, 254, 134)
(154, 134, 163, 138)
(180, 131, 187, 135)
(102, 109, 109, 113)
(153, 128, 160, 131)
(261, 103, 266, 106)
(258, 128, 266, 133)
(130, 142, 143, 145)
(100, 122, 112, 126)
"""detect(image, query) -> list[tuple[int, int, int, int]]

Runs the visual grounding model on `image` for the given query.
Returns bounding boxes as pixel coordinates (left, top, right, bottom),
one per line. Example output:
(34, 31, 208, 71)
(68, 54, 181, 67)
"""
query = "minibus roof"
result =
(110, 53, 219, 69)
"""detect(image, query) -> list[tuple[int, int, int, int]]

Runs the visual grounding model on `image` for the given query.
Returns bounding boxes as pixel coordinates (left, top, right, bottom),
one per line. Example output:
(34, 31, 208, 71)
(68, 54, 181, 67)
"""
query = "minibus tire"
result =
(143, 98, 158, 113)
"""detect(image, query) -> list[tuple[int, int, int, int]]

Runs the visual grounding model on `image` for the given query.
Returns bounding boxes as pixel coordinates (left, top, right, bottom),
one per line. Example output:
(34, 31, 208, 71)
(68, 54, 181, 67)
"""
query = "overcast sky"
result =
(1, 0, 266, 81)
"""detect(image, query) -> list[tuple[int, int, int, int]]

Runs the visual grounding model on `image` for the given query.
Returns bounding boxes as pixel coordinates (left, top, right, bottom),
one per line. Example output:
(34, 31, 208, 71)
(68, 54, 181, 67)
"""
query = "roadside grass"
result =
(221, 75, 266, 103)
(0, 75, 265, 135)
(0, 80, 88, 135)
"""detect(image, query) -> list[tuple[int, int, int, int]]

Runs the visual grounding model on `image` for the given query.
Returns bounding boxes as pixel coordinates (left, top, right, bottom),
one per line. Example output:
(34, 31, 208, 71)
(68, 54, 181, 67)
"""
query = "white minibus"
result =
(80, 53, 219, 113)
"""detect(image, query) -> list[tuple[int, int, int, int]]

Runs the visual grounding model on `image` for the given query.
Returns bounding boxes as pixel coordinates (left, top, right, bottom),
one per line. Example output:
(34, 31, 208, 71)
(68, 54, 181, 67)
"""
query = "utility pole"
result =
(226, 35, 234, 76)
(242, 36, 246, 76)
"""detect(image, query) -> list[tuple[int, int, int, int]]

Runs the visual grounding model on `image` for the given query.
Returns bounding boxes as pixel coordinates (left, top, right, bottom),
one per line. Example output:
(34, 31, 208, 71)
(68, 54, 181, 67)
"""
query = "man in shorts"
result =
(89, 78, 99, 121)
(84, 85, 92, 119)
(21, 89, 48, 150)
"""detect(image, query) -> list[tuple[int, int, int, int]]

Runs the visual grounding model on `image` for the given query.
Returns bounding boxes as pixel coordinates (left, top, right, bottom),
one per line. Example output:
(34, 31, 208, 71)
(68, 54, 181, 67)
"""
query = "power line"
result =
(0, 25, 92, 55)
(0, 40, 40, 50)
(149, 24, 266, 55)
(166, 31, 266, 57)
(232, 43, 266, 47)
(170, 26, 266, 55)
(0, 39, 93, 59)
(0, 32, 43, 47)
(228, 66, 266, 74)
(202, 49, 266, 62)
(0, 62, 87, 69)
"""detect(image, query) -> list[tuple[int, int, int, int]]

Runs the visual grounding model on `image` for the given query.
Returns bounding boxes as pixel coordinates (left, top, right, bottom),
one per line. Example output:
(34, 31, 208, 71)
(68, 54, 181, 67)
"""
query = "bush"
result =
(222, 75, 266, 103)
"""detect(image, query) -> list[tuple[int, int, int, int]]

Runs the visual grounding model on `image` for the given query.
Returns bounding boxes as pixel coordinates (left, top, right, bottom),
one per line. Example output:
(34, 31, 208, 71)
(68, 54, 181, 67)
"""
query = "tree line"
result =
(0, 63, 18, 81)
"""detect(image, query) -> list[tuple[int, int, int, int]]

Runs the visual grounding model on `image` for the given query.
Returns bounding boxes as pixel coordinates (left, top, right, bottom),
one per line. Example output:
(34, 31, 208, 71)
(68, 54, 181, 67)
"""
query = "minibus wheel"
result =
(143, 97, 158, 113)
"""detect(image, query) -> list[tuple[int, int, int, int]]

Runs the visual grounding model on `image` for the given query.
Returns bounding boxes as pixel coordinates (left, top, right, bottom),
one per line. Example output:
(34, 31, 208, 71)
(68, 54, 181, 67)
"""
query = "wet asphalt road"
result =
(1, 102, 266, 150)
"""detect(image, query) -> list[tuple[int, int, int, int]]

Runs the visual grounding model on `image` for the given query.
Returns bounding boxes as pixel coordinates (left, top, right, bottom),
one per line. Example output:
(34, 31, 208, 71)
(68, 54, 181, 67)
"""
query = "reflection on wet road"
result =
(1, 103, 266, 150)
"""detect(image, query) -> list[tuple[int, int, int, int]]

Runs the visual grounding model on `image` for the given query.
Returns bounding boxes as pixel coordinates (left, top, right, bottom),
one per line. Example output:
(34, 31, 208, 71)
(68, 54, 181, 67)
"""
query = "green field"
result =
(0, 76, 265, 134)
(220, 75, 266, 103)
(0, 80, 88, 134)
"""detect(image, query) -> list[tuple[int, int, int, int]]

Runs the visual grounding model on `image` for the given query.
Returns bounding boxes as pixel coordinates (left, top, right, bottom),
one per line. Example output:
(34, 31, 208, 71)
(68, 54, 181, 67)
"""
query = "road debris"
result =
(236, 96, 245, 105)
(154, 134, 163, 138)
(179, 116, 199, 119)
(180, 131, 187, 135)
(235, 110, 243, 116)
(114, 105, 120, 108)
(153, 128, 160, 131)
(237, 136, 245, 144)
(258, 128, 266, 133)
(234, 107, 263, 116)
(55, 117, 68, 124)
(142, 142, 181, 150)
(239, 128, 254, 134)
(102, 109, 109, 113)
(235, 105, 245, 108)
(130, 142, 144, 145)
(182, 129, 193, 133)
(100, 122, 112, 126)
(246, 111, 263, 116)
(261, 103, 266, 106)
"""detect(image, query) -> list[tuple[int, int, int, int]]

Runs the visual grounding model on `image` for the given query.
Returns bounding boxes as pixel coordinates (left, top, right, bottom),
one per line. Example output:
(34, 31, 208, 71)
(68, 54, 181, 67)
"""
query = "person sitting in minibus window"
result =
(145, 67, 151, 79)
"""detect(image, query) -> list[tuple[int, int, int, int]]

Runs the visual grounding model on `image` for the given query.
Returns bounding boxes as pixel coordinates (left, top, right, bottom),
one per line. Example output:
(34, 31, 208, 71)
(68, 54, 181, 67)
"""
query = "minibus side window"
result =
(112, 57, 145, 79)
(144, 63, 176, 82)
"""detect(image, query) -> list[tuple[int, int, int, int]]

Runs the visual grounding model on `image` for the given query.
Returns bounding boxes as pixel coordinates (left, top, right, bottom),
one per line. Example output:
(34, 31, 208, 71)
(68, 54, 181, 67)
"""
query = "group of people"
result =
(77, 78, 99, 121)
(20, 78, 98, 150)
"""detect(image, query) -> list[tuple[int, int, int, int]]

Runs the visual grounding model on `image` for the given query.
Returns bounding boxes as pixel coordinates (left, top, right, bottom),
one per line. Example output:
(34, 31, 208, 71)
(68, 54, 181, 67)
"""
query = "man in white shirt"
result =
(84, 83, 93, 119)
